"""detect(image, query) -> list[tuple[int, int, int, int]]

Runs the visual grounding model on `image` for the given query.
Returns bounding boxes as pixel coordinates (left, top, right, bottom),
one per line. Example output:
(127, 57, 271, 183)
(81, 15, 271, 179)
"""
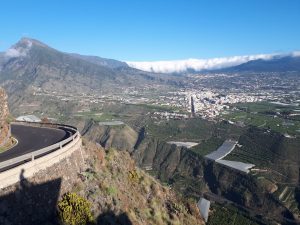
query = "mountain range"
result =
(213, 55, 300, 73)
(0, 38, 180, 95)
(0, 37, 299, 114)
(1, 38, 300, 225)
(1, 38, 299, 90)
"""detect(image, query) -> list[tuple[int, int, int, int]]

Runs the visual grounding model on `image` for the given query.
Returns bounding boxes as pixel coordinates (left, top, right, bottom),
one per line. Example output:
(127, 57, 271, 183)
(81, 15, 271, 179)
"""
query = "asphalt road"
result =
(0, 124, 71, 163)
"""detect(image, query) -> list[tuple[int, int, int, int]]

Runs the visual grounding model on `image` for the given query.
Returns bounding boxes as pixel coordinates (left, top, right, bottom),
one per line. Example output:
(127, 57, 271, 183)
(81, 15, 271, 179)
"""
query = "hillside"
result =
(80, 115, 300, 224)
(0, 38, 181, 114)
(213, 55, 300, 73)
(69, 53, 129, 69)
(81, 140, 203, 225)
(0, 138, 203, 225)
(82, 119, 138, 152)
(0, 38, 136, 93)
(0, 90, 203, 224)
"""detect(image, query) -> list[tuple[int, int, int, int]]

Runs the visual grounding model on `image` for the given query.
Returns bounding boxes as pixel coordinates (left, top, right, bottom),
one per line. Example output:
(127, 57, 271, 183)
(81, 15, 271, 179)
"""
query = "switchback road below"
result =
(0, 124, 71, 163)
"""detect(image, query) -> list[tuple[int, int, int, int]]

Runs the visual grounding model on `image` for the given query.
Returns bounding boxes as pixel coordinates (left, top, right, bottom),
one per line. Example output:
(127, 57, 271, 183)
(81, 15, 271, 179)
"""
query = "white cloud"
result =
(292, 51, 300, 57)
(126, 53, 289, 73)
(5, 39, 32, 58)
(5, 48, 26, 57)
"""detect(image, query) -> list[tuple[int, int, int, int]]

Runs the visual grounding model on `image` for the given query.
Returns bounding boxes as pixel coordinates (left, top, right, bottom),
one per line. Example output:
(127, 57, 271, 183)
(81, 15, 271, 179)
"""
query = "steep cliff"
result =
(131, 135, 298, 224)
(0, 137, 203, 225)
(83, 120, 138, 152)
(0, 88, 10, 147)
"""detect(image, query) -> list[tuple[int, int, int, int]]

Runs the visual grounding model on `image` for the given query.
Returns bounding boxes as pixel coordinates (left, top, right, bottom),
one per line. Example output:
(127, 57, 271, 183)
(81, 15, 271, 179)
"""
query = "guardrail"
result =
(0, 121, 80, 172)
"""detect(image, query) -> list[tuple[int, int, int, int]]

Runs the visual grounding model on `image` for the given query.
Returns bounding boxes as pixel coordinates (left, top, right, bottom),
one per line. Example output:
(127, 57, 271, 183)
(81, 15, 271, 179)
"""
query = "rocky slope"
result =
(0, 137, 203, 225)
(80, 140, 203, 225)
(82, 121, 300, 224)
(82, 120, 138, 152)
(134, 135, 300, 223)
(0, 88, 10, 147)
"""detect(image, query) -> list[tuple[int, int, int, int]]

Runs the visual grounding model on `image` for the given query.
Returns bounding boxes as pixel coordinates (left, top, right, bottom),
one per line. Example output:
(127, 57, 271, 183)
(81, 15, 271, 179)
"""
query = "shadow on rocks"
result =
(96, 210, 132, 225)
(0, 169, 62, 225)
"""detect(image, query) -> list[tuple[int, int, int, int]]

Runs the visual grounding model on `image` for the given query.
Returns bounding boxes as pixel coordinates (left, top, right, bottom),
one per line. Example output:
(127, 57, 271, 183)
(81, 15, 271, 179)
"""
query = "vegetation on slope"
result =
(70, 139, 203, 225)
(58, 192, 94, 225)
(221, 101, 300, 135)
(207, 203, 260, 225)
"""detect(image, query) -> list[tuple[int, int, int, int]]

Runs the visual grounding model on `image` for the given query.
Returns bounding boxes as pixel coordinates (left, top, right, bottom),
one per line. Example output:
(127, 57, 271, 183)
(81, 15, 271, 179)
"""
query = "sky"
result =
(0, 0, 300, 62)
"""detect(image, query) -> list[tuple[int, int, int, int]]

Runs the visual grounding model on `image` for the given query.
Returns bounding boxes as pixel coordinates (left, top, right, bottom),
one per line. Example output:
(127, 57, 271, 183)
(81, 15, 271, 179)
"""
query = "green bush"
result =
(106, 186, 118, 196)
(58, 192, 94, 225)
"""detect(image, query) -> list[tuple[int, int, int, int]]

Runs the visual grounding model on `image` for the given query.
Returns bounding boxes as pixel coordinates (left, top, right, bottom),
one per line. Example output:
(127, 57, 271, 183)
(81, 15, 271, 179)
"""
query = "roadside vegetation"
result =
(0, 137, 17, 153)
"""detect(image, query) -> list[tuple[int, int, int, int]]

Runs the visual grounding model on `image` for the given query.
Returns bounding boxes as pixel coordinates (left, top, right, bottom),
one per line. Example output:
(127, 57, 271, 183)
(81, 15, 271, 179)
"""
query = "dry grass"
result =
(73, 139, 204, 225)
(0, 137, 17, 153)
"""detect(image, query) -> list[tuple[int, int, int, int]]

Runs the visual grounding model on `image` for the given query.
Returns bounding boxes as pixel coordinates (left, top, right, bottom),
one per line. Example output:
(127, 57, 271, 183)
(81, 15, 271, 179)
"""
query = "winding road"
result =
(0, 124, 72, 163)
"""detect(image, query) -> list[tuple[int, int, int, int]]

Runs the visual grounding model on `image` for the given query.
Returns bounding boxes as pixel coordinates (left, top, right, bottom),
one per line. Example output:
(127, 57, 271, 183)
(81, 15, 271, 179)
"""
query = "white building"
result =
(16, 115, 41, 123)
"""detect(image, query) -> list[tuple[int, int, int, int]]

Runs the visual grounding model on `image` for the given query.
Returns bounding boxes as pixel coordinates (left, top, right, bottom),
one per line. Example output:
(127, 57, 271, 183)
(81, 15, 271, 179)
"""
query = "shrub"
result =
(80, 169, 97, 181)
(128, 169, 139, 183)
(58, 192, 94, 225)
(168, 202, 188, 215)
(106, 186, 118, 196)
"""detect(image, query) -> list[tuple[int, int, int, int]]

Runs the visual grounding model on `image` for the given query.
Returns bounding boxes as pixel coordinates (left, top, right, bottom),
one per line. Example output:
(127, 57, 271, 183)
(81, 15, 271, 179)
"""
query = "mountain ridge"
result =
(0, 39, 165, 81)
(69, 53, 129, 69)
(211, 55, 300, 73)
(0, 38, 183, 117)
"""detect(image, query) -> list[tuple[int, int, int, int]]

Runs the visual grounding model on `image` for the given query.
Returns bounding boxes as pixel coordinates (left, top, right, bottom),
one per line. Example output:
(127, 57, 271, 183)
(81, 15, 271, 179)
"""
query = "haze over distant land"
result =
(126, 51, 300, 73)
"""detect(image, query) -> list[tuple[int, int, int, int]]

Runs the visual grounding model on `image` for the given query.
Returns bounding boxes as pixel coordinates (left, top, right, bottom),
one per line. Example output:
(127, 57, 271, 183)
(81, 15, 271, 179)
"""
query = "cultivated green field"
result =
(74, 111, 119, 122)
(146, 117, 245, 157)
(221, 101, 300, 136)
(207, 203, 262, 225)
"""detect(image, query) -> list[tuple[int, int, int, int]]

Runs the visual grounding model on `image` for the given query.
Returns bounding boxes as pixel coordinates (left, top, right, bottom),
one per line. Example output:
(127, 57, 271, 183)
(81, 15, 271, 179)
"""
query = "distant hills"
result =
(0, 38, 184, 115)
(69, 53, 128, 69)
(0, 38, 180, 97)
(209, 55, 300, 73)
(0, 37, 299, 110)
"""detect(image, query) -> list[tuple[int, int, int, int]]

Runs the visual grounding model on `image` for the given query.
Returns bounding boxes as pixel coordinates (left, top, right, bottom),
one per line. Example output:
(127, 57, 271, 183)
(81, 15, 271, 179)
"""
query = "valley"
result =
(2, 1, 300, 224)
(1, 38, 300, 224)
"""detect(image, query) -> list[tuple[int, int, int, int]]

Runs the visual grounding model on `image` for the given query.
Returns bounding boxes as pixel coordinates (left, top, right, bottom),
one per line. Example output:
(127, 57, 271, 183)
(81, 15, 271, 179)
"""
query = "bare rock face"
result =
(0, 88, 10, 146)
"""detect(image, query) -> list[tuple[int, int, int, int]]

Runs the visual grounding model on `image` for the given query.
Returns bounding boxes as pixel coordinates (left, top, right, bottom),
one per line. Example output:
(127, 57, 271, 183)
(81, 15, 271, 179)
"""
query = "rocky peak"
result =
(4, 37, 51, 58)
(17, 37, 50, 49)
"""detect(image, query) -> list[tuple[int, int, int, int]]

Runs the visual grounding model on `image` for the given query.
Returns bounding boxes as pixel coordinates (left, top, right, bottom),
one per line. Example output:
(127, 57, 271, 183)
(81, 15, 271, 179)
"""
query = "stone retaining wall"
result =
(0, 127, 81, 189)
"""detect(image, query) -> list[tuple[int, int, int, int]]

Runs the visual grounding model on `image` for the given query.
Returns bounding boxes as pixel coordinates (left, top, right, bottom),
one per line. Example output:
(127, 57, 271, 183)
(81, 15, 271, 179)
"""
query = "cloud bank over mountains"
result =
(126, 52, 299, 73)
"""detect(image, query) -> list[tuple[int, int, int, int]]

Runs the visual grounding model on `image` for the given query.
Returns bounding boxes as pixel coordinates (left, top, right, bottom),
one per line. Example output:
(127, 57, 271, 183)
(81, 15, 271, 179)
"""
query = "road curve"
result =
(0, 124, 71, 163)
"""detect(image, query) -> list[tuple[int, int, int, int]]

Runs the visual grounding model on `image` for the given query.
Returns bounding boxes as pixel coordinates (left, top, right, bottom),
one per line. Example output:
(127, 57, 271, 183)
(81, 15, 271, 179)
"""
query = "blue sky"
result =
(0, 0, 299, 61)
